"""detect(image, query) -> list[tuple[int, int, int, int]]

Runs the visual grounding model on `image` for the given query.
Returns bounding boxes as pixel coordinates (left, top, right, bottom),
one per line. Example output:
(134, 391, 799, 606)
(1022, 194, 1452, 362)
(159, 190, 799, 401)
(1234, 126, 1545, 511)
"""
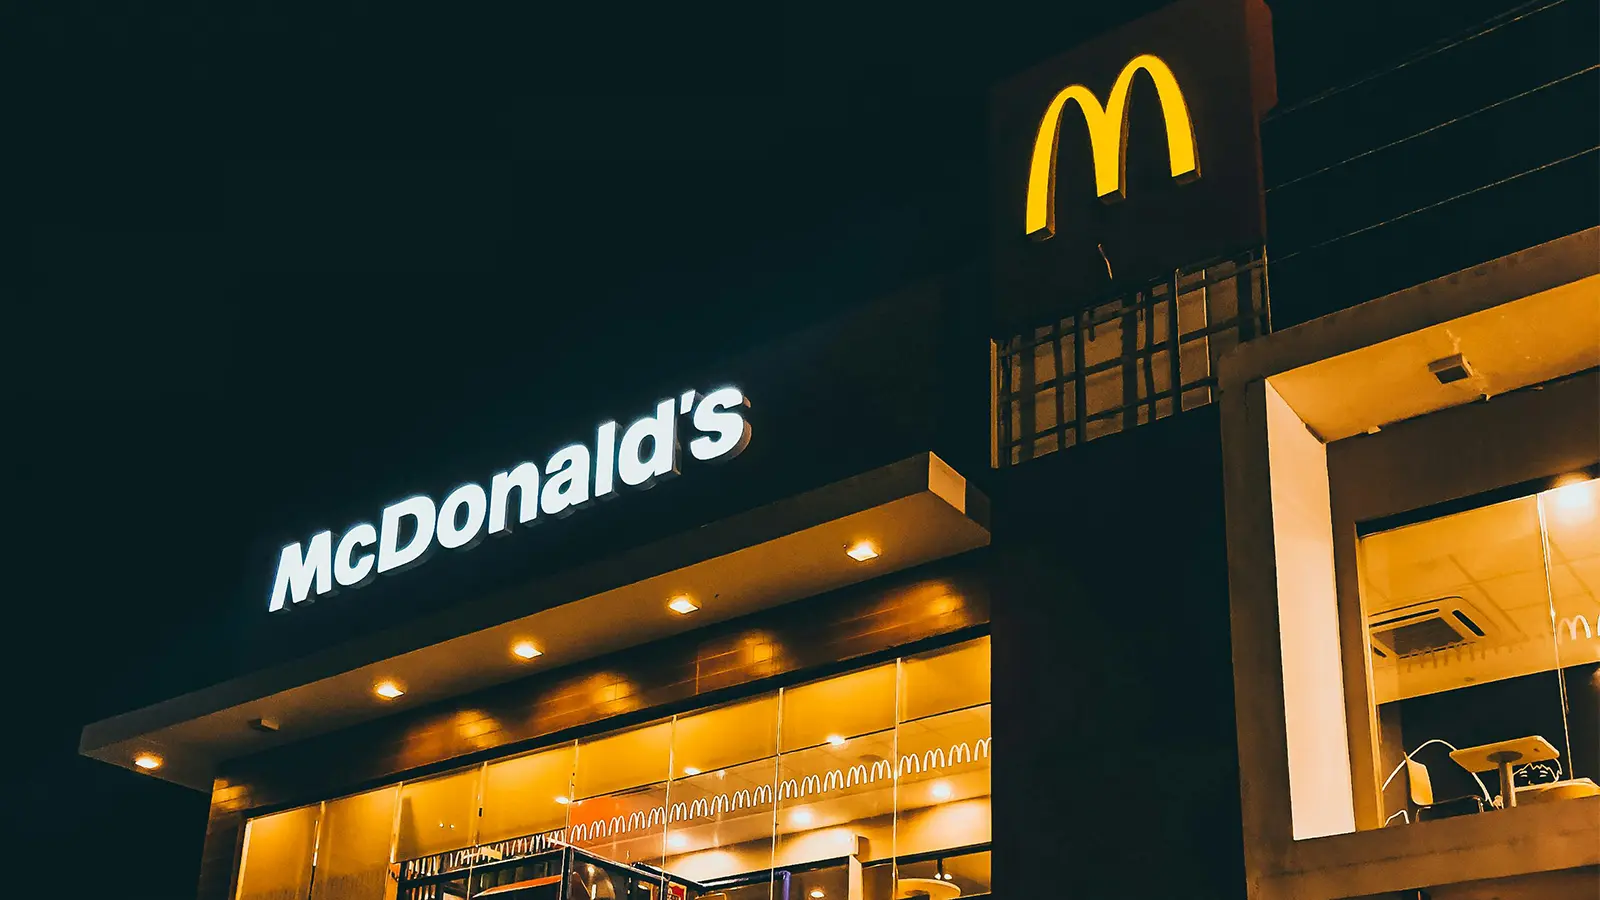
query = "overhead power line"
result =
(1267, 0, 1577, 121)
(1272, 144, 1599, 264)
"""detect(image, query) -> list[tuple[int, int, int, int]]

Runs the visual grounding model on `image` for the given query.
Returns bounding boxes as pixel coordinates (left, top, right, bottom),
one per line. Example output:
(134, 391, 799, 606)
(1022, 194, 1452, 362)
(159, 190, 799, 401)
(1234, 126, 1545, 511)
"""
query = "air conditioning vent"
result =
(1370, 596, 1493, 659)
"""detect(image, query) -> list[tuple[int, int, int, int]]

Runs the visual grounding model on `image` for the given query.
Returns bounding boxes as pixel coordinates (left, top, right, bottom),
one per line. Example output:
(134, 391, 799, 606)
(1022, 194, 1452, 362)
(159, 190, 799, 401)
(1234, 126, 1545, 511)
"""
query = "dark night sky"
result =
(11, 0, 1594, 894)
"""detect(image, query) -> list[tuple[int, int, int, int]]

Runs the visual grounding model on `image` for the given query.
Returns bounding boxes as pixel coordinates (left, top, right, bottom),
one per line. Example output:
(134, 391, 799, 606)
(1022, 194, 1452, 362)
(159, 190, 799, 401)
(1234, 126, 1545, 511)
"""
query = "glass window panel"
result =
(1545, 477, 1600, 670)
(1361, 493, 1568, 820)
(236, 804, 318, 900)
(896, 848, 992, 898)
(395, 767, 479, 862)
(662, 757, 777, 883)
(672, 694, 779, 776)
(780, 663, 896, 751)
(567, 783, 668, 868)
(574, 720, 672, 800)
(310, 785, 399, 900)
(893, 705, 992, 856)
(775, 729, 897, 867)
(479, 742, 576, 844)
(900, 636, 991, 723)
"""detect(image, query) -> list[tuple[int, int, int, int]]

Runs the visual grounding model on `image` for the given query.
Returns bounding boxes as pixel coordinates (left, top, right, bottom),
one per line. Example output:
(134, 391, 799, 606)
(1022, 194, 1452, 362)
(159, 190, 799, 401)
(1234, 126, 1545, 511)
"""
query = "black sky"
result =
(11, 0, 1595, 894)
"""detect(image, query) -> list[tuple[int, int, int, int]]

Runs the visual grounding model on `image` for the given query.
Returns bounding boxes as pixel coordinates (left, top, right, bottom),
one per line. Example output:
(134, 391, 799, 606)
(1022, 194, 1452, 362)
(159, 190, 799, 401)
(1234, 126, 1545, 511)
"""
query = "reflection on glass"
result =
(663, 757, 777, 883)
(396, 767, 480, 861)
(781, 663, 896, 752)
(575, 721, 671, 800)
(568, 783, 668, 869)
(1361, 479, 1599, 825)
(894, 707, 992, 856)
(900, 637, 991, 724)
(310, 786, 399, 900)
(241, 635, 995, 900)
(1543, 477, 1600, 671)
(672, 694, 779, 774)
(896, 848, 993, 898)
(480, 742, 576, 844)
(235, 804, 318, 900)
(776, 729, 898, 868)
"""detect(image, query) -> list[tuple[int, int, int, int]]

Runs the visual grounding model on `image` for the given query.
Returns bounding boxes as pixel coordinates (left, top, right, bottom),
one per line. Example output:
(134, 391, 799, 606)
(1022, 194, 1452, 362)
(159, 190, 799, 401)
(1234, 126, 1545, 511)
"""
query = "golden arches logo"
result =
(1025, 53, 1200, 240)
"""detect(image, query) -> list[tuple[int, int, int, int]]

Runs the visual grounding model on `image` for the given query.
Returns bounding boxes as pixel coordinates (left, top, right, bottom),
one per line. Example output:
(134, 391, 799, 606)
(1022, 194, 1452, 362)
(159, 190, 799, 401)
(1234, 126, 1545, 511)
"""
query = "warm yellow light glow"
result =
(930, 780, 953, 801)
(133, 753, 163, 771)
(512, 641, 543, 660)
(374, 681, 405, 699)
(554, 795, 571, 805)
(668, 595, 700, 615)
(682, 766, 701, 776)
(668, 832, 688, 849)
(1025, 53, 1199, 239)
(845, 540, 880, 562)
(790, 808, 814, 827)
(826, 734, 847, 747)
(1547, 475, 1596, 520)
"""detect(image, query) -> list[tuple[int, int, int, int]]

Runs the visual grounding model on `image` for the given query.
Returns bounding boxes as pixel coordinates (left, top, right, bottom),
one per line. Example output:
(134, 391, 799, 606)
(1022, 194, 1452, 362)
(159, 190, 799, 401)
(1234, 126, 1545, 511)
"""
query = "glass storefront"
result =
(1360, 476, 1600, 825)
(234, 636, 992, 900)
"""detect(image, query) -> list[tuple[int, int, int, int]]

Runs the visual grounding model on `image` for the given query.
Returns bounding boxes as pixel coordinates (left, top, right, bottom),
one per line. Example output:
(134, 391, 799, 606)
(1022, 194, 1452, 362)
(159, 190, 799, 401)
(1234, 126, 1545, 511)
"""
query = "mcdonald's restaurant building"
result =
(81, 1, 1600, 898)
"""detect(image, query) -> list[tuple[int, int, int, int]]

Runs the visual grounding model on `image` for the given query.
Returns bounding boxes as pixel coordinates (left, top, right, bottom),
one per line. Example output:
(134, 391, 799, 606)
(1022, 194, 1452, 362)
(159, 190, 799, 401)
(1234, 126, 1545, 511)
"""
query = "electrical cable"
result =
(1267, 64, 1599, 193)
(1267, 0, 1577, 121)
(1380, 738, 1492, 803)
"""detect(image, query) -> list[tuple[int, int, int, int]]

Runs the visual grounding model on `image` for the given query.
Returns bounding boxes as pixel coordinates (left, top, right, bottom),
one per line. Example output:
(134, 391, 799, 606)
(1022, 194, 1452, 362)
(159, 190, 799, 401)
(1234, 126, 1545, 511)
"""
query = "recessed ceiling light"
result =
(930, 781, 953, 801)
(668, 595, 700, 615)
(133, 753, 163, 771)
(668, 833, 688, 849)
(845, 540, 880, 562)
(810, 891, 826, 899)
(826, 734, 847, 747)
(374, 681, 405, 700)
(682, 766, 701, 776)
(554, 795, 571, 805)
(512, 641, 543, 660)
(790, 808, 814, 827)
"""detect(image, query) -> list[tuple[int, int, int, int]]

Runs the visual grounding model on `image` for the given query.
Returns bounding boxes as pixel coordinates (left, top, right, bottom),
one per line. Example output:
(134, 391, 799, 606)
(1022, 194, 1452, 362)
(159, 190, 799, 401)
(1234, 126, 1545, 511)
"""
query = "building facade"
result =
(82, 1, 1599, 898)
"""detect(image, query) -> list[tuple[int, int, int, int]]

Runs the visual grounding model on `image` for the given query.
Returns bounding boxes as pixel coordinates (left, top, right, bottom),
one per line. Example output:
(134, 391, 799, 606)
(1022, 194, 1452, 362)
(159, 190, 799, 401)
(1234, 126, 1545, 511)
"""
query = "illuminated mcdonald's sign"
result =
(1024, 53, 1200, 240)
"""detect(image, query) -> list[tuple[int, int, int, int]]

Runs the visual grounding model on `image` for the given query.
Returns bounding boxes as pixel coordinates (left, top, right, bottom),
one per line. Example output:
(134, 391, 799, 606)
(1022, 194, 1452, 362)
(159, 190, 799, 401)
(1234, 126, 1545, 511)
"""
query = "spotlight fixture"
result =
(554, 795, 571, 805)
(826, 734, 847, 747)
(810, 891, 826, 899)
(682, 766, 702, 776)
(374, 681, 405, 700)
(512, 641, 543, 660)
(133, 753, 163, 771)
(668, 595, 700, 615)
(845, 540, 880, 562)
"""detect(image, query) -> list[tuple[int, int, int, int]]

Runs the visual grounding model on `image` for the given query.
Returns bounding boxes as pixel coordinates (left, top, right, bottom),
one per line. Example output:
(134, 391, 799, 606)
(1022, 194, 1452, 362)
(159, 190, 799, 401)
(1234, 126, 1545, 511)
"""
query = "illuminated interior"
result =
(234, 636, 992, 900)
(1361, 476, 1600, 823)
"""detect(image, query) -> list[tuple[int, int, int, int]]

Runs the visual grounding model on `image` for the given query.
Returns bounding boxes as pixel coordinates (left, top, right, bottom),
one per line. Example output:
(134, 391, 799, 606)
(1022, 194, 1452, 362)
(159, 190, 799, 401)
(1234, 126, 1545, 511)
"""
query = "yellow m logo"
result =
(1025, 53, 1200, 240)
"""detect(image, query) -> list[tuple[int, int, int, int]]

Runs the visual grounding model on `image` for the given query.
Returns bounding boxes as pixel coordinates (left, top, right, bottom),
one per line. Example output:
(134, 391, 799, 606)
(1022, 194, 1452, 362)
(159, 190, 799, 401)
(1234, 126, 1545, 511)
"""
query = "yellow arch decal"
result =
(1024, 53, 1199, 240)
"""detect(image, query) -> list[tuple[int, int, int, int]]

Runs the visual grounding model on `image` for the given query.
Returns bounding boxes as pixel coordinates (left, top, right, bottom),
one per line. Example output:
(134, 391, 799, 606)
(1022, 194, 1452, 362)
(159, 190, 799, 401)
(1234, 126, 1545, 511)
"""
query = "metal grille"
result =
(994, 248, 1270, 466)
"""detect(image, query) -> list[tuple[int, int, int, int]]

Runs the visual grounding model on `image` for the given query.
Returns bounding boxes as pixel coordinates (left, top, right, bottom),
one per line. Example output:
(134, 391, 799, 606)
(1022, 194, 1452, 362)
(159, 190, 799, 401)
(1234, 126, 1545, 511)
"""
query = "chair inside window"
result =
(1405, 757, 1484, 821)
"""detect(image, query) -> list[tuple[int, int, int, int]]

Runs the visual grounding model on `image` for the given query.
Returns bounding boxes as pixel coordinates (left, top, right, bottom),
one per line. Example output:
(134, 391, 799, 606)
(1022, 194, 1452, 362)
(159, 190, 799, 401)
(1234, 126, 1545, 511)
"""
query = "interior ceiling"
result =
(83, 454, 990, 790)
(1363, 477, 1600, 703)
(1270, 273, 1599, 442)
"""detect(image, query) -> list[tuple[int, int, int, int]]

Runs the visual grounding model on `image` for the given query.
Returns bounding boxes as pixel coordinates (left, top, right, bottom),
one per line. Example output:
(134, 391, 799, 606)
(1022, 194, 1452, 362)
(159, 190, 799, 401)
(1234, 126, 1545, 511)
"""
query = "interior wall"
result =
(1264, 381, 1358, 840)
